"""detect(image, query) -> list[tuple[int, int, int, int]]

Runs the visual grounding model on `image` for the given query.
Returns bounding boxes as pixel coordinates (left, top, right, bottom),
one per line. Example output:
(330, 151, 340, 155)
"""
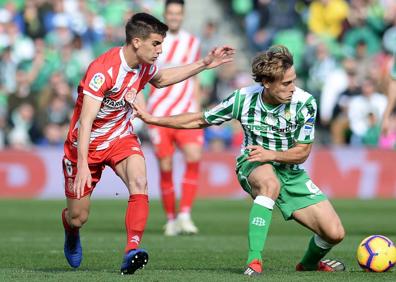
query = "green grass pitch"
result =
(0, 199, 395, 281)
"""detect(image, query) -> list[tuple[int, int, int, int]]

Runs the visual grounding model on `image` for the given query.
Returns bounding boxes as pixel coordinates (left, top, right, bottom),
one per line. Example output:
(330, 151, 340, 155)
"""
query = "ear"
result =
(132, 37, 141, 49)
(263, 80, 270, 89)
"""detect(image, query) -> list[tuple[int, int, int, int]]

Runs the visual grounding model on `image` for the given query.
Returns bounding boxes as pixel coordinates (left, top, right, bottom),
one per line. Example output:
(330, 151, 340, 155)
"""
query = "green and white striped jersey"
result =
(203, 84, 317, 169)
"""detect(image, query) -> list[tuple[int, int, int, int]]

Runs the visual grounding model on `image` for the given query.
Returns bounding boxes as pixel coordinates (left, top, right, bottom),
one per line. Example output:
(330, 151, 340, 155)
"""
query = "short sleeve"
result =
(294, 97, 317, 143)
(148, 64, 159, 81)
(81, 62, 111, 101)
(203, 91, 237, 125)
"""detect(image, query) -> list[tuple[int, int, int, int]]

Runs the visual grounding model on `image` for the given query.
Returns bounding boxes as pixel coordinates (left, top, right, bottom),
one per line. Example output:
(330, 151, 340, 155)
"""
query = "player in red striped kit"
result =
(146, 0, 203, 236)
(61, 12, 234, 274)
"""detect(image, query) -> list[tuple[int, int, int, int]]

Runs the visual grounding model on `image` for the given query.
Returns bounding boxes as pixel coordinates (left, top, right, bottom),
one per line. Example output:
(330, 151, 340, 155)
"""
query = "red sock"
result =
(125, 194, 149, 253)
(160, 170, 176, 220)
(180, 162, 199, 213)
(62, 208, 79, 234)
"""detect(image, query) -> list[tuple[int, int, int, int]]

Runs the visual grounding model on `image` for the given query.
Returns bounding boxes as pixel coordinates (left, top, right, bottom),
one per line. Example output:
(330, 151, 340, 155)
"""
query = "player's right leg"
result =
(62, 156, 101, 268)
(237, 162, 280, 276)
(62, 196, 91, 268)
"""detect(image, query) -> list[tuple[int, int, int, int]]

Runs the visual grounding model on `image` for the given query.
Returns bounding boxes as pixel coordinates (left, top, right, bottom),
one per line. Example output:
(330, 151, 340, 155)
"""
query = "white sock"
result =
(254, 195, 275, 210)
(178, 212, 191, 220)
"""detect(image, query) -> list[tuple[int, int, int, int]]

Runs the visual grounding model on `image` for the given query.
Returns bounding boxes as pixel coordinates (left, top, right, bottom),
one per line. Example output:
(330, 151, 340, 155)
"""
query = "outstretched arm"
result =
(132, 102, 209, 129)
(150, 46, 235, 88)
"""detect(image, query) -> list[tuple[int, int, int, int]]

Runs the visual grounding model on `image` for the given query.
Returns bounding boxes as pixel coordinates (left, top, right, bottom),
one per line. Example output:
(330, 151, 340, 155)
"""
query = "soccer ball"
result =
(356, 235, 396, 272)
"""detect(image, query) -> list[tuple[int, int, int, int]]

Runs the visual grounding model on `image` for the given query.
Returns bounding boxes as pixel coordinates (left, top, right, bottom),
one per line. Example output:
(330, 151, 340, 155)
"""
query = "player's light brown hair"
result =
(252, 45, 294, 84)
(125, 13, 168, 43)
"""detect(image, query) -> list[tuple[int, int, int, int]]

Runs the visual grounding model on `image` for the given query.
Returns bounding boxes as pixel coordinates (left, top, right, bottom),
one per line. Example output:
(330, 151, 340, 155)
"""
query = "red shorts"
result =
(148, 125, 203, 158)
(63, 134, 144, 199)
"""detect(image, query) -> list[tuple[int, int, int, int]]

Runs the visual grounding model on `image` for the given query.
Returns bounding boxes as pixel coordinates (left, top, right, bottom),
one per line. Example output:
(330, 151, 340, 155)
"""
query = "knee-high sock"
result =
(62, 208, 79, 234)
(247, 196, 274, 264)
(300, 234, 334, 269)
(160, 170, 176, 220)
(180, 162, 199, 214)
(125, 194, 149, 252)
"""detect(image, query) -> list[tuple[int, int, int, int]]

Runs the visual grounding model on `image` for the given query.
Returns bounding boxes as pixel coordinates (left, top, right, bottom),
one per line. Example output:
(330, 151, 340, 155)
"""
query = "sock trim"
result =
(314, 234, 334, 249)
(254, 195, 275, 210)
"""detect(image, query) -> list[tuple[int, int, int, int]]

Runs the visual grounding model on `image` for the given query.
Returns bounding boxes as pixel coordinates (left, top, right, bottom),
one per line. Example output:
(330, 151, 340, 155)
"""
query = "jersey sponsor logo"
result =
(251, 217, 266, 227)
(245, 123, 295, 133)
(89, 73, 105, 92)
(102, 97, 126, 109)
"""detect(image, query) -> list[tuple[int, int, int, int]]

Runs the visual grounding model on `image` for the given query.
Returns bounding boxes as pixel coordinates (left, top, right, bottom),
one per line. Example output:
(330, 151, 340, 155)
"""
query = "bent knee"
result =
(69, 210, 89, 228)
(128, 176, 147, 194)
(324, 224, 345, 244)
(251, 177, 280, 199)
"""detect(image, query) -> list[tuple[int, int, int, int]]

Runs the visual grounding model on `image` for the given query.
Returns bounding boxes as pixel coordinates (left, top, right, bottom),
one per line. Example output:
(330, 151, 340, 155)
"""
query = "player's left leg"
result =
(177, 129, 203, 234)
(293, 200, 346, 271)
(108, 136, 149, 274)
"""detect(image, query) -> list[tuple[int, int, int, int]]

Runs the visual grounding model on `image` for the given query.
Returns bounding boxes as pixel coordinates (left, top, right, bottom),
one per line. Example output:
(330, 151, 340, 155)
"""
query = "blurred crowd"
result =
(226, 0, 396, 149)
(1, 0, 396, 151)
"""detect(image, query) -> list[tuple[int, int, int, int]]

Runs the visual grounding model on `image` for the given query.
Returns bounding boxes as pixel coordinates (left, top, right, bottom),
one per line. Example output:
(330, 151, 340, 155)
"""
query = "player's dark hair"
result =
(125, 13, 168, 43)
(252, 45, 294, 84)
(165, 0, 185, 8)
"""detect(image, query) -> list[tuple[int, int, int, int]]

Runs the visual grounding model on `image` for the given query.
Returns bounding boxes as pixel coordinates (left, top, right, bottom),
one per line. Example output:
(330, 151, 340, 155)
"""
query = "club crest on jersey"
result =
(284, 110, 291, 120)
(89, 73, 105, 92)
(125, 88, 138, 103)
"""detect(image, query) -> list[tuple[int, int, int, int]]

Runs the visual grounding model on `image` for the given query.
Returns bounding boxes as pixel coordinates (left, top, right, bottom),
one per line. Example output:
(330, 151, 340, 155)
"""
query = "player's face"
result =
(264, 66, 296, 104)
(135, 33, 164, 64)
(164, 3, 184, 33)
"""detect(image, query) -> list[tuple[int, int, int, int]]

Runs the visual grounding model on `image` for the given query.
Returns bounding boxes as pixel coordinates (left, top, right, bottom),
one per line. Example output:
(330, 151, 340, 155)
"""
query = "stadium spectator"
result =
(307, 0, 349, 39)
(348, 77, 387, 145)
(330, 66, 361, 144)
(306, 42, 337, 98)
(60, 12, 234, 275)
(245, 0, 300, 52)
(132, 45, 346, 276)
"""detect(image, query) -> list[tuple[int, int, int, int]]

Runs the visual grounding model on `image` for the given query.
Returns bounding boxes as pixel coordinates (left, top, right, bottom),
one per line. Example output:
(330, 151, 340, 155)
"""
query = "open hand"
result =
(203, 46, 235, 69)
(73, 163, 91, 200)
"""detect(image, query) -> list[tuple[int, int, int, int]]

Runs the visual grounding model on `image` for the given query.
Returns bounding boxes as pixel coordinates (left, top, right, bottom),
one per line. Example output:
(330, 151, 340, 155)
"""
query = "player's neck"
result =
(262, 89, 281, 106)
(122, 46, 140, 69)
(169, 29, 180, 35)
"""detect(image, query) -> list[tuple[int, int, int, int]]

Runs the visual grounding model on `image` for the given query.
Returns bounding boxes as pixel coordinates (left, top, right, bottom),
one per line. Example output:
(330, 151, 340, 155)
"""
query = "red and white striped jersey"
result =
(65, 47, 158, 151)
(147, 30, 201, 116)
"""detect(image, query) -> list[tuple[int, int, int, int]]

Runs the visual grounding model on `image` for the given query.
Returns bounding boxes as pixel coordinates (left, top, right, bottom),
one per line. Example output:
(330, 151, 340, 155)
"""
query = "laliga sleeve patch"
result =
(89, 73, 105, 92)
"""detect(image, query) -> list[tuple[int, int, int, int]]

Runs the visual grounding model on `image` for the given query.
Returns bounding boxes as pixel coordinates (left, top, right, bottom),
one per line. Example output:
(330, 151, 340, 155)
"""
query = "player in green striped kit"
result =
(132, 45, 346, 275)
